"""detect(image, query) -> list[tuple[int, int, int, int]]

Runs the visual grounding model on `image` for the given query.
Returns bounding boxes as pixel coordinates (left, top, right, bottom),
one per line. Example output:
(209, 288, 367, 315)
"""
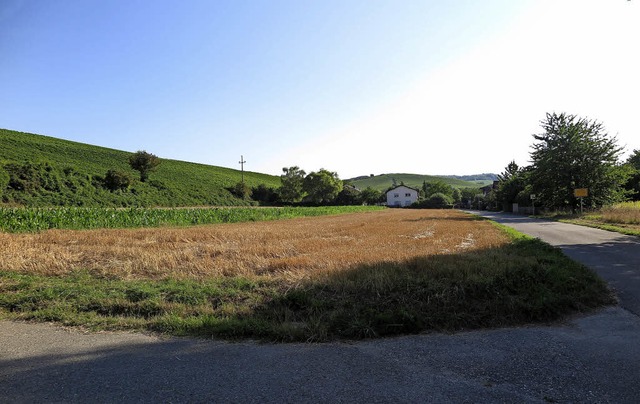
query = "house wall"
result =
(386, 186, 418, 207)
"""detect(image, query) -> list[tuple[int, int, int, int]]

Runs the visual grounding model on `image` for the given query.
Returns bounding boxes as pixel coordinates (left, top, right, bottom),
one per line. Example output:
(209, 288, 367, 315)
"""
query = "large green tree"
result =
(303, 168, 343, 204)
(624, 149, 640, 200)
(530, 112, 628, 210)
(278, 166, 306, 203)
(128, 150, 161, 182)
(422, 180, 453, 198)
(494, 161, 530, 211)
(359, 186, 383, 205)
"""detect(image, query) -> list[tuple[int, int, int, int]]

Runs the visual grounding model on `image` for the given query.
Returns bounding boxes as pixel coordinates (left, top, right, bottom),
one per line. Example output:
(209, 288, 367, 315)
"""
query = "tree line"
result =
(491, 112, 639, 212)
(236, 166, 384, 206)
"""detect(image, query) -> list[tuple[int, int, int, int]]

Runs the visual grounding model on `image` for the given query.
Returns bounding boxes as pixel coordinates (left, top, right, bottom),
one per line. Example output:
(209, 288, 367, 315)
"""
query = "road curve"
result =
(466, 211, 640, 316)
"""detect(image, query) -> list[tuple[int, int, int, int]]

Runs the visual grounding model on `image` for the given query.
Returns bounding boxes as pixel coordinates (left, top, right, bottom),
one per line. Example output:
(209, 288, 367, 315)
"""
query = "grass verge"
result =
(0, 225, 614, 342)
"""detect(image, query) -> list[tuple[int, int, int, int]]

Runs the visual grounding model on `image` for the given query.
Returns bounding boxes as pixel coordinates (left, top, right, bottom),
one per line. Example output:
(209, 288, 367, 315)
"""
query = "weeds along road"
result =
(2, 211, 640, 403)
(467, 210, 640, 316)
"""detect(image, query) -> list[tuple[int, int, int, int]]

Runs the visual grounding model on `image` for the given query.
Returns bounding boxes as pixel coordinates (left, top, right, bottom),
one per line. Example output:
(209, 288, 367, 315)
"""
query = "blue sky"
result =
(1, 0, 638, 178)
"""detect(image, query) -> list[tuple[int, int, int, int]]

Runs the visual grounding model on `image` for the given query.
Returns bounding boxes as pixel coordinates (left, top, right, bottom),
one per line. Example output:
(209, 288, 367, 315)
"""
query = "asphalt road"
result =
(1, 211, 639, 403)
(468, 211, 640, 316)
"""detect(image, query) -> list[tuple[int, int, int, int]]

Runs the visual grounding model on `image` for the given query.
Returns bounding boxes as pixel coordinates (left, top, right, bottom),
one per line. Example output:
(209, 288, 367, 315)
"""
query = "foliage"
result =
(412, 192, 453, 209)
(0, 206, 383, 233)
(251, 184, 279, 205)
(303, 168, 343, 204)
(459, 187, 482, 208)
(334, 184, 361, 205)
(128, 150, 161, 182)
(0, 129, 280, 207)
(279, 166, 306, 203)
(103, 169, 131, 191)
(452, 188, 462, 205)
(494, 161, 530, 211)
(359, 186, 383, 205)
(0, 167, 9, 199)
(624, 149, 640, 200)
(231, 181, 251, 200)
(422, 180, 454, 198)
(530, 113, 629, 211)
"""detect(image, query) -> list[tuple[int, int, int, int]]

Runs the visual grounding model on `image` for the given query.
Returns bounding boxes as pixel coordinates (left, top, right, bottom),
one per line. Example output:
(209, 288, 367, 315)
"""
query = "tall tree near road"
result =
(624, 149, 640, 200)
(495, 161, 529, 211)
(128, 150, 161, 182)
(530, 113, 628, 211)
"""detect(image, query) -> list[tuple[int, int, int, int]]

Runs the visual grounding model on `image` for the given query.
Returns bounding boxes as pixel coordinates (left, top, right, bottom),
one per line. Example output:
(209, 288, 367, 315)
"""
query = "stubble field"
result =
(0, 209, 613, 341)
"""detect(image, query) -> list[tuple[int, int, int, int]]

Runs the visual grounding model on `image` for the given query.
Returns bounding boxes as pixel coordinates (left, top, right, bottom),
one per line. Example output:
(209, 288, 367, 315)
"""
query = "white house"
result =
(386, 185, 419, 207)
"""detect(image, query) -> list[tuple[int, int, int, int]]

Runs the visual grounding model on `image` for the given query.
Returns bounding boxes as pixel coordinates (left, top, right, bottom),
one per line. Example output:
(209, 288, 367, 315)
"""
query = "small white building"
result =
(386, 185, 419, 207)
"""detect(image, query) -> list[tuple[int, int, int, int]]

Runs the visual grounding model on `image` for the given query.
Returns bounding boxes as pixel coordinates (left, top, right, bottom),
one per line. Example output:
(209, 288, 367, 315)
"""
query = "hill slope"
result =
(0, 129, 280, 207)
(348, 173, 481, 192)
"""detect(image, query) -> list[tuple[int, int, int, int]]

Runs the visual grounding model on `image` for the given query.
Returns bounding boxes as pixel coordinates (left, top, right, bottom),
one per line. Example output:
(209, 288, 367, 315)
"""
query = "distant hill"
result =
(347, 173, 482, 192)
(0, 128, 280, 207)
(439, 173, 498, 187)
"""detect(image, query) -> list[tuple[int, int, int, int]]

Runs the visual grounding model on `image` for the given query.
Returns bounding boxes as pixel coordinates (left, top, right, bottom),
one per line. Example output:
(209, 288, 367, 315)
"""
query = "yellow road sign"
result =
(574, 188, 588, 197)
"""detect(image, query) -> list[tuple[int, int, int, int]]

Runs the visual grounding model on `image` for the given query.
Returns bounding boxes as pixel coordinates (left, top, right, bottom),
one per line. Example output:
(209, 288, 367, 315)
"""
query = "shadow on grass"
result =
(0, 238, 615, 343)
(145, 238, 614, 342)
(247, 238, 613, 341)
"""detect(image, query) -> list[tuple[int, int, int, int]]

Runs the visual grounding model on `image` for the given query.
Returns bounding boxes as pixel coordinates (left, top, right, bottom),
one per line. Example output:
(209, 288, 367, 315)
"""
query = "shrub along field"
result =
(0, 209, 613, 341)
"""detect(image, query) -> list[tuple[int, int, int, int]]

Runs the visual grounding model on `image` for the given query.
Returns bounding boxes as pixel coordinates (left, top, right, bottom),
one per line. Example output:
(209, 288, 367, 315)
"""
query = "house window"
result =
(394, 193, 399, 198)
(405, 193, 411, 197)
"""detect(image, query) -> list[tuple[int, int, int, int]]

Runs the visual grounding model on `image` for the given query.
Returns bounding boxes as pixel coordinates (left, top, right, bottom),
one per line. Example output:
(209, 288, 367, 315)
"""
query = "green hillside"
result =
(348, 173, 480, 192)
(0, 129, 280, 207)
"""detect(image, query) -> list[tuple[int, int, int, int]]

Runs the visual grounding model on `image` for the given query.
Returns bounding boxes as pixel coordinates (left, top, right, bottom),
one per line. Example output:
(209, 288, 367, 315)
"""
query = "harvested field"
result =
(0, 209, 509, 280)
(0, 209, 613, 341)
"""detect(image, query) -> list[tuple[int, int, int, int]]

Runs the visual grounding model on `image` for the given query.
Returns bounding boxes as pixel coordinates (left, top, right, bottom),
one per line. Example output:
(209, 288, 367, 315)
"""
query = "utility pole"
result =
(239, 155, 246, 184)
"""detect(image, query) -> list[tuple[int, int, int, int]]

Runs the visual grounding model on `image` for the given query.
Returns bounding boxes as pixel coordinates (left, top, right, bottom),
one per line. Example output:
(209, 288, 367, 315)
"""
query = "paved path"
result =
(2, 308, 639, 404)
(467, 211, 640, 316)
(2, 212, 640, 403)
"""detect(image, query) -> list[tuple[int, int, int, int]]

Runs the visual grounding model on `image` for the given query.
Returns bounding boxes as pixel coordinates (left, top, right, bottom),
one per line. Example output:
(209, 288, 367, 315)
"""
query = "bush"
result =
(231, 182, 251, 199)
(412, 192, 454, 209)
(251, 184, 278, 204)
(0, 167, 9, 198)
(103, 170, 131, 191)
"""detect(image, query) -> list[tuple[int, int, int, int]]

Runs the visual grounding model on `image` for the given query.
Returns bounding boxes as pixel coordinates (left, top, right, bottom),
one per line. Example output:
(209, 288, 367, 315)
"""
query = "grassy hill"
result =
(0, 129, 280, 207)
(348, 173, 481, 192)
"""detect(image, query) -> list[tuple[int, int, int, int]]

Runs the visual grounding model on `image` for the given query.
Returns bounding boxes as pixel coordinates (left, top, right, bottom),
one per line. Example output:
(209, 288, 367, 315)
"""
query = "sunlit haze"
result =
(1, 0, 638, 178)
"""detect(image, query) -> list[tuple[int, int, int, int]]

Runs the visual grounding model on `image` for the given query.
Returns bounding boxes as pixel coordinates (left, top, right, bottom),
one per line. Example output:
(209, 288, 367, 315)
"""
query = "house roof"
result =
(385, 185, 420, 194)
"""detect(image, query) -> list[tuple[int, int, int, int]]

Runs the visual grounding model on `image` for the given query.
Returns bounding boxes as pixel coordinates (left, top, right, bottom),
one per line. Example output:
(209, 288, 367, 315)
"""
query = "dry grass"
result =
(0, 209, 509, 281)
(0, 209, 613, 340)
(600, 201, 640, 225)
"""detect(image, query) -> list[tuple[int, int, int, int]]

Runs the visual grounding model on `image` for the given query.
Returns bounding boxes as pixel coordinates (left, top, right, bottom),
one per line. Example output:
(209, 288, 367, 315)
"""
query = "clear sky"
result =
(1, 0, 638, 179)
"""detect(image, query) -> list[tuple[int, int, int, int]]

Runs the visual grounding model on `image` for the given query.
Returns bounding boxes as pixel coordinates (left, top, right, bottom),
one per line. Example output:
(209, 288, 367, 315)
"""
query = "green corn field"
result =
(0, 206, 383, 233)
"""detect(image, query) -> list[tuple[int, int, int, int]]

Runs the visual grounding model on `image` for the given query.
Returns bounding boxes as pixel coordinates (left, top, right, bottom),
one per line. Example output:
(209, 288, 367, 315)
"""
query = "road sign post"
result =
(574, 188, 588, 215)
(530, 194, 536, 216)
